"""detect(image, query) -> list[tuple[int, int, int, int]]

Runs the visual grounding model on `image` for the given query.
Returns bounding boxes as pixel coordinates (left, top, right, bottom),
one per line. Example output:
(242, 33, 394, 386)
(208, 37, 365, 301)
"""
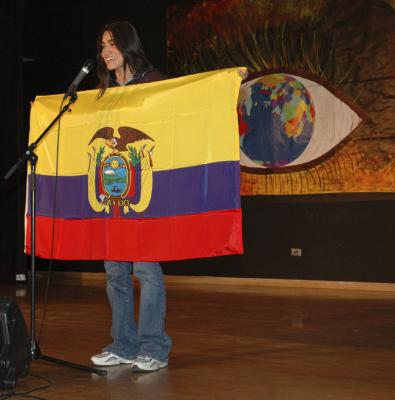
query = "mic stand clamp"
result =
(4, 92, 106, 377)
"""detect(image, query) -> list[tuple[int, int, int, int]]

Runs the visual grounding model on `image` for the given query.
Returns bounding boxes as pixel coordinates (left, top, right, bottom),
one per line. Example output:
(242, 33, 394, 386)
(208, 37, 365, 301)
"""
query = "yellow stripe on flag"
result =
(29, 68, 246, 176)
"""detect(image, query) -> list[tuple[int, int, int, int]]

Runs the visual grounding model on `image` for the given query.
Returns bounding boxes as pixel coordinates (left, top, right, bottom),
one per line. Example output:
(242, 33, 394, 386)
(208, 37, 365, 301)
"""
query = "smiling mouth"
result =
(105, 57, 115, 61)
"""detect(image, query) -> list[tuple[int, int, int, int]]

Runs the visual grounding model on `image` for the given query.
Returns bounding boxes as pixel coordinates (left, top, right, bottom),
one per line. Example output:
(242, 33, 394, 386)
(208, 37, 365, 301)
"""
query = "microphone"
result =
(63, 59, 95, 99)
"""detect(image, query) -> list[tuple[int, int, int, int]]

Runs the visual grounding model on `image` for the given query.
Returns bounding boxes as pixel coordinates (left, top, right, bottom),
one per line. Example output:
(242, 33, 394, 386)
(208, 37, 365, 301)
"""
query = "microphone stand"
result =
(4, 92, 106, 377)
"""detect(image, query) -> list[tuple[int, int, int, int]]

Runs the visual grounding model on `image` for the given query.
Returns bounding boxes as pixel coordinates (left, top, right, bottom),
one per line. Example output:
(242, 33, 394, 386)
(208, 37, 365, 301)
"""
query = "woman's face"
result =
(101, 30, 124, 72)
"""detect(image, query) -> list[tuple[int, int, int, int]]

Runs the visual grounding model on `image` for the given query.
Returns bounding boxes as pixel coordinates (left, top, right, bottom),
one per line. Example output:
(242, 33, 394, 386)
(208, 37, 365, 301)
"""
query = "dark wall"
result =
(163, 194, 395, 283)
(1, 1, 395, 284)
(0, 0, 27, 283)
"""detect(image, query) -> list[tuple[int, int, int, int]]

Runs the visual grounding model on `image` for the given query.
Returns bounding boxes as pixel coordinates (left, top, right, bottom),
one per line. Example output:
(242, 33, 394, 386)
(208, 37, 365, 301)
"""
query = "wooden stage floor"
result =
(1, 276, 395, 400)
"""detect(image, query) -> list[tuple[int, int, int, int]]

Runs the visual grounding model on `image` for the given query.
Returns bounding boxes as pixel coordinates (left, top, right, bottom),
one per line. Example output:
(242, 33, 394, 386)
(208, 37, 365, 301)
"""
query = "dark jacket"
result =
(109, 68, 167, 87)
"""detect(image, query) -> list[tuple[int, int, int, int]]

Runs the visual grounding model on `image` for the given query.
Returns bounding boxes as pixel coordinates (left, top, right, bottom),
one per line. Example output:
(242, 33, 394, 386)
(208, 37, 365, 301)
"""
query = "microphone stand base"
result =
(31, 341, 107, 376)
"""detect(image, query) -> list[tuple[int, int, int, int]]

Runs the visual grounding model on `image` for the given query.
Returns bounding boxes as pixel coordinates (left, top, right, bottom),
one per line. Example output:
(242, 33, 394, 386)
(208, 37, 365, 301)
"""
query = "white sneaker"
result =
(131, 355, 168, 372)
(90, 351, 135, 366)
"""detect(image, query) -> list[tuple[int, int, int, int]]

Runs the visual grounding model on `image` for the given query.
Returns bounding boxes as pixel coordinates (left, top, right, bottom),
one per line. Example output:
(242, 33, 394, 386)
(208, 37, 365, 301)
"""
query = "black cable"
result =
(37, 99, 64, 343)
(0, 375, 50, 400)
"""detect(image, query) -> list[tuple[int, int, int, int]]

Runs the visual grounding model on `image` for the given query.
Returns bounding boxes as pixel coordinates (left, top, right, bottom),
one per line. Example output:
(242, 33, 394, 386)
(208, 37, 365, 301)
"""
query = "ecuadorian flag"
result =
(26, 68, 245, 261)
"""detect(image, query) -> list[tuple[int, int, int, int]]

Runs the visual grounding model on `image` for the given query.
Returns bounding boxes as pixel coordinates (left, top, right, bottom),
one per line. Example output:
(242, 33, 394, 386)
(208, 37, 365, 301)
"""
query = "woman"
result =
(90, 21, 172, 372)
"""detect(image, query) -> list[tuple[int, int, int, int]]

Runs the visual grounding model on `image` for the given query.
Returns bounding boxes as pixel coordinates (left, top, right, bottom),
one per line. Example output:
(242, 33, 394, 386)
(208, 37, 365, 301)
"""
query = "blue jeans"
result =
(103, 261, 172, 362)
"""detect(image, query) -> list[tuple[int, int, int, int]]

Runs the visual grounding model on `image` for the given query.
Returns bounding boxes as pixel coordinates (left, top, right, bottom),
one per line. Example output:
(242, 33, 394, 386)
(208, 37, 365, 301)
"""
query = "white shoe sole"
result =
(91, 356, 135, 366)
(131, 362, 168, 372)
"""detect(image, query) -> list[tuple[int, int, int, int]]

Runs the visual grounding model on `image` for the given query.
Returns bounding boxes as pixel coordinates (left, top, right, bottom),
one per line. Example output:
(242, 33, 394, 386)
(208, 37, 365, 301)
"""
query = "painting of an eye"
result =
(238, 72, 362, 171)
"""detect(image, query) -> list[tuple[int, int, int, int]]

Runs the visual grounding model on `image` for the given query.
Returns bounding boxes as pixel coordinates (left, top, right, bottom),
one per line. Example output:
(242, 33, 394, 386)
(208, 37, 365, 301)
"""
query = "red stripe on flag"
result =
(25, 210, 243, 261)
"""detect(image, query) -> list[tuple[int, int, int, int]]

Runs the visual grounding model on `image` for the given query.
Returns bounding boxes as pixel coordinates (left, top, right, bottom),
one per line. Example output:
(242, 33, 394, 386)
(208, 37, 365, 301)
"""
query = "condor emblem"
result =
(87, 126, 154, 215)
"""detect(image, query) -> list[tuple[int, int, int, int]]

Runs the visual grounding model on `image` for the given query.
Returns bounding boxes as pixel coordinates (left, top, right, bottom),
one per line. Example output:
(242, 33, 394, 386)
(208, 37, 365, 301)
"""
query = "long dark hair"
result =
(96, 21, 151, 97)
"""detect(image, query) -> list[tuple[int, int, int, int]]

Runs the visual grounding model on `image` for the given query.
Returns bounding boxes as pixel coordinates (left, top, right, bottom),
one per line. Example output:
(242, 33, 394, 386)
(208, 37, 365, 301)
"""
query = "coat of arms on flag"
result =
(87, 126, 155, 215)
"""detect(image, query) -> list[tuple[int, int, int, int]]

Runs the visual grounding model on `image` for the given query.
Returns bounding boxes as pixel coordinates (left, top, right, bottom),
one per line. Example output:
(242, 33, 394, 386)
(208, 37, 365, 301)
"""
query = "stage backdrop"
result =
(26, 68, 245, 261)
(167, 0, 395, 195)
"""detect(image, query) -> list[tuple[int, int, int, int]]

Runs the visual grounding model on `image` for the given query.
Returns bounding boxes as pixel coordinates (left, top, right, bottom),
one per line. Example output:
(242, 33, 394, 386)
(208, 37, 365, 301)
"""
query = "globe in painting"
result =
(238, 73, 315, 168)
